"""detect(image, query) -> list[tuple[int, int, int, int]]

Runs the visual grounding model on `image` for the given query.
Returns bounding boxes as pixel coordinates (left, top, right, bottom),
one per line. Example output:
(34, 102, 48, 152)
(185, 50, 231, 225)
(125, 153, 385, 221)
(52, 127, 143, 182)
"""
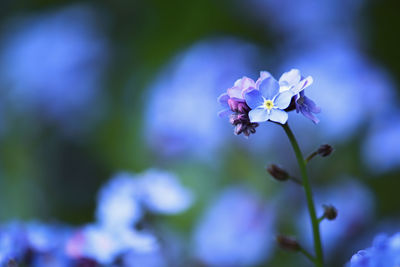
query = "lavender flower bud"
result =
(267, 164, 289, 181)
(276, 235, 301, 251)
(317, 144, 333, 157)
(323, 204, 338, 220)
(228, 98, 239, 112)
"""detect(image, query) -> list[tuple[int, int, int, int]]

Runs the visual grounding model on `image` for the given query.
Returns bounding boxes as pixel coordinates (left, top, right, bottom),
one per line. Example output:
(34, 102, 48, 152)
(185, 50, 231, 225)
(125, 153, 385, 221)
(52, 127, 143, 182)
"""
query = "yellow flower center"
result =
(263, 99, 274, 110)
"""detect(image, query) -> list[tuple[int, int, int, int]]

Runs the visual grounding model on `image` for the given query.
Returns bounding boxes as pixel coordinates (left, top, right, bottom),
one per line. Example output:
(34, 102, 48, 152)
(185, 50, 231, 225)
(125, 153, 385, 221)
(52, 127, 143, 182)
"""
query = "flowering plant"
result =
(219, 69, 328, 266)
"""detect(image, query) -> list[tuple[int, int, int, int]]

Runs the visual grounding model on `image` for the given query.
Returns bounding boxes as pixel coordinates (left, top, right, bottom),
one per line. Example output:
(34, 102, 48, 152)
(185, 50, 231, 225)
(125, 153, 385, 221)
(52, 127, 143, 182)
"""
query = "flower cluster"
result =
(218, 69, 320, 136)
(349, 233, 400, 267)
(0, 169, 193, 266)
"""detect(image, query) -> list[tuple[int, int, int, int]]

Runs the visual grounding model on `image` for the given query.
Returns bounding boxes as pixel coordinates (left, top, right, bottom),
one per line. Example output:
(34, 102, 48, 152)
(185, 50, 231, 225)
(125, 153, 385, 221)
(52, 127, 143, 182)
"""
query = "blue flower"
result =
(362, 111, 400, 174)
(0, 5, 108, 133)
(278, 69, 321, 123)
(349, 233, 400, 267)
(67, 224, 158, 265)
(193, 186, 275, 266)
(136, 169, 194, 214)
(96, 172, 142, 229)
(244, 74, 293, 124)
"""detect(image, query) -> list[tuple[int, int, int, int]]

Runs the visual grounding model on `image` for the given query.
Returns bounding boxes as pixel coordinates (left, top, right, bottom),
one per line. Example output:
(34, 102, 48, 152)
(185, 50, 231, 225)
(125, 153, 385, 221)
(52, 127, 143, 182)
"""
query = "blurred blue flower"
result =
(67, 168, 193, 265)
(0, 222, 27, 265)
(0, 221, 71, 266)
(298, 179, 374, 256)
(144, 38, 259, 158)
(123, 248, 167, 267)
(241, 0, 363, 40)
(281, 37, 396, 143)
(0, 5, 108, 133)
(136, 169, 194, 214)
(96, 172, 142, 229)
(349, 233, 400, 267)
(67, 224, 158, 265)
(193, 186, 275, 266)
(362, 111, 400, 174)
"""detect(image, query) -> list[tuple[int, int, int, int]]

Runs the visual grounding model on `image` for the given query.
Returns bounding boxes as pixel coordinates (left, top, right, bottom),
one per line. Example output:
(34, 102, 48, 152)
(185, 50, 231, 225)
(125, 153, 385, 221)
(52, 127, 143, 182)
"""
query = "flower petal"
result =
(293, 76, 313, 94)
(255, 71, 272, 88)
(248, 107, 269, 123)
(259, 77, 279, 100)
(279, 69, 301, 87)
(274, 91, 294, 109)
(299, 107, 320, 124)
(244, 89, 264, 109)
(234, 76, 256, 89)
(269, 109, 288, 124)
(217, 93, 229, 107)
(303, 95, 321, 113)
(227, 86, 243, 99)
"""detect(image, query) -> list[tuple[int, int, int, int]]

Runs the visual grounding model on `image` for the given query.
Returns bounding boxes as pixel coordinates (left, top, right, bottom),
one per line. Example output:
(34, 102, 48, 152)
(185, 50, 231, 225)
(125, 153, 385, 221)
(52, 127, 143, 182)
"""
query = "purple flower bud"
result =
(228, 98, 240, 112)
(237, 102, 250, 113)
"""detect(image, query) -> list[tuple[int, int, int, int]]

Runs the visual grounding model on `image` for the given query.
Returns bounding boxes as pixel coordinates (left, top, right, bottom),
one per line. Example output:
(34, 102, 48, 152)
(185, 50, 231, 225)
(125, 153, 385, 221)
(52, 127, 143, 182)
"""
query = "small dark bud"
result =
(276, 235, 301, 251)
(323, 204, 338, 220)
(317, 144, 333, 157)
(267, 164, 289, 181)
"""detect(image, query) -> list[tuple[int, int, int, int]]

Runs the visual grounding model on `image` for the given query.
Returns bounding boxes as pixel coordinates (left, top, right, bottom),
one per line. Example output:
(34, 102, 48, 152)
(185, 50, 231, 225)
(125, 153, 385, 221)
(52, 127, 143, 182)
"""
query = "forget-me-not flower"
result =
(278, 69, 320, 123)
(244, 73, 293, 124)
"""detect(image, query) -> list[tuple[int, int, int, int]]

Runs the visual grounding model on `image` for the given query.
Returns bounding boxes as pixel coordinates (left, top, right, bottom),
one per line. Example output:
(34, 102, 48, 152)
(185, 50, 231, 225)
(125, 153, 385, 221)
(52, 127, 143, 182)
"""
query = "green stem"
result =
(300, 247, 316, 263)
(281, 123, 324, 267)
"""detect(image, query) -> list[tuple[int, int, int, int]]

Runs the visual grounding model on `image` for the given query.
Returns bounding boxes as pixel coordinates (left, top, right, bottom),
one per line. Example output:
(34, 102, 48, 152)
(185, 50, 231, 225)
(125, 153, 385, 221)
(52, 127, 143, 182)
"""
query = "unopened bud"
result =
(267, 164, 289, 181)
(323, 204, 338, 220)
(276, 235, 301, 251)
(317, 144, 333, 157)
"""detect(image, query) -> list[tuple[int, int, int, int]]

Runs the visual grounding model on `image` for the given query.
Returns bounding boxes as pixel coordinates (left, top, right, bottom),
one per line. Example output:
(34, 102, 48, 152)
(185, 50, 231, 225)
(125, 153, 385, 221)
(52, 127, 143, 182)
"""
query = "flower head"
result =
(244, 75, 293, 124)
(219, 69, 320, 135)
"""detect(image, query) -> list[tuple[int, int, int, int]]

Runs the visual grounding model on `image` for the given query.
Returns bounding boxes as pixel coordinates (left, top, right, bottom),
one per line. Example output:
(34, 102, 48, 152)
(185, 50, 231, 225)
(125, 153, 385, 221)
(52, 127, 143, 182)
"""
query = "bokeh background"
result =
(0, 0, 400, 266)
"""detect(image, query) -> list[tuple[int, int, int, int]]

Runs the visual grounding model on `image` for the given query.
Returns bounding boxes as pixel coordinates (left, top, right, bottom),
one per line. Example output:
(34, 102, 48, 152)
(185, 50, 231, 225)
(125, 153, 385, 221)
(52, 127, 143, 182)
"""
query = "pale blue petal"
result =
(255, 71, 272, 88)
(259, 77, 279, 99)
(278, 69, 301, 87)
(274, 91, 294, 109)
(269, 109, 288, 124)
(249, 107, 269, 123)
(292, 76, 313, 94)
(244, 89, 264, 109)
